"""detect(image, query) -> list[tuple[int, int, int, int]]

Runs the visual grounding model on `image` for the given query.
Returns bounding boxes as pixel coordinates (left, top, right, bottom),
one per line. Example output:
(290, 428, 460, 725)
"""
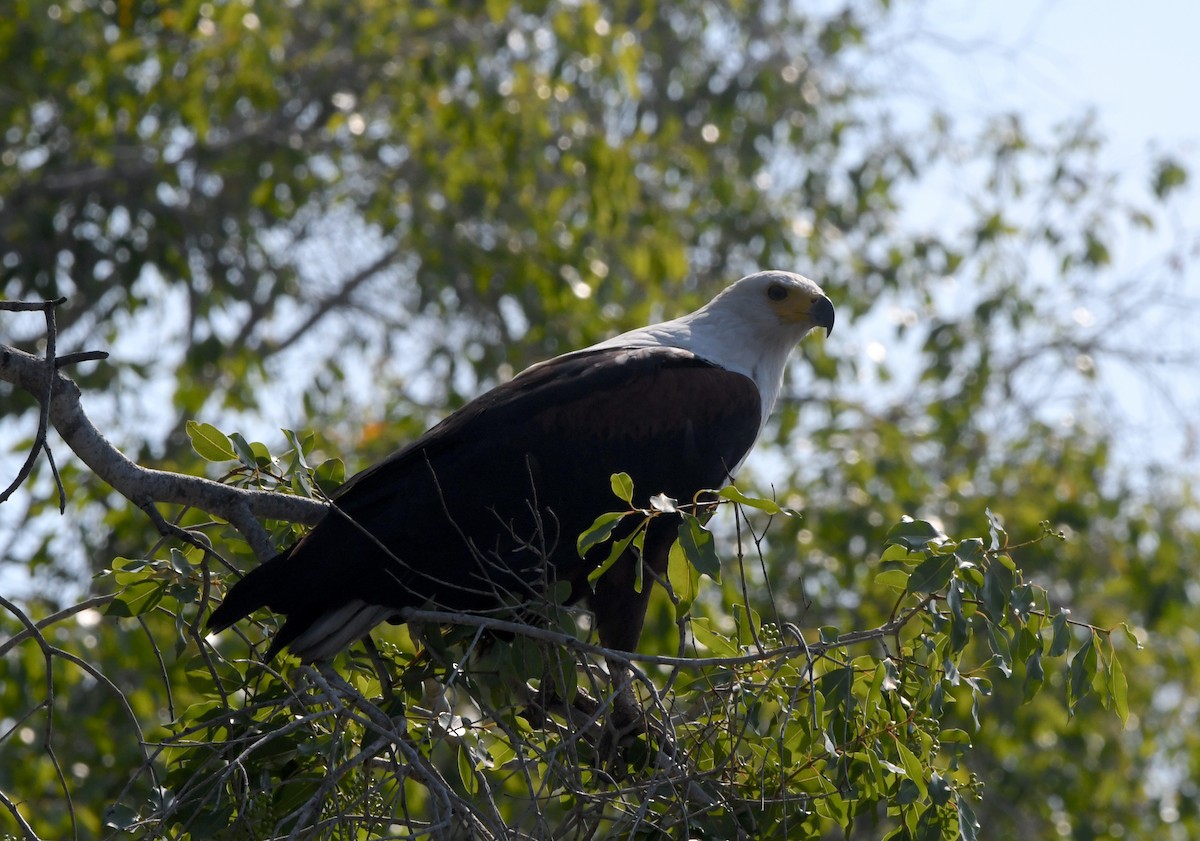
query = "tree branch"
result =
(0, 298, 65, 510)
(399, 605, 919, 670)
(1, 339, 328, 559)
(0, 594, 115, 660)
(266, 243, 405, 356)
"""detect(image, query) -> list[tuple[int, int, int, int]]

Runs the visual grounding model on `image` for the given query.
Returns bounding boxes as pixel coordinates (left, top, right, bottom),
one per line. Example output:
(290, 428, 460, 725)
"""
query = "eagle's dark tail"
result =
(206, 547, 396, 662)
(205, 550, 291, 649)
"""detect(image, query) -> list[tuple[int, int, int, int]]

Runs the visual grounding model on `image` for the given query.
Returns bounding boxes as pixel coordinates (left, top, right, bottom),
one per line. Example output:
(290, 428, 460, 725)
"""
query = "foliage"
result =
(1, 438, 1135, 838)
(2, 0, 1199, 839)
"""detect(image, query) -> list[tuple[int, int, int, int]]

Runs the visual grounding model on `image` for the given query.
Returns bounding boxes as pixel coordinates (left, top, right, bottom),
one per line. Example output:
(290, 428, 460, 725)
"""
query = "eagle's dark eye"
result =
(767, 283, 788, 301)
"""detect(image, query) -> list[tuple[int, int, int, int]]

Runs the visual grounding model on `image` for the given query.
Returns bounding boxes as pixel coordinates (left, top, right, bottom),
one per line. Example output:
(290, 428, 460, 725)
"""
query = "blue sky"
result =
(933, 1, 1199, 165)
(883, 0, 1200, 469)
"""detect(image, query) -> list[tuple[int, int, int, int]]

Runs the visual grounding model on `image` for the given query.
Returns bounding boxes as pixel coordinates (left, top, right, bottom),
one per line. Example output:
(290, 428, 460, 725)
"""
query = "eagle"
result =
(207, 271, 834, 662)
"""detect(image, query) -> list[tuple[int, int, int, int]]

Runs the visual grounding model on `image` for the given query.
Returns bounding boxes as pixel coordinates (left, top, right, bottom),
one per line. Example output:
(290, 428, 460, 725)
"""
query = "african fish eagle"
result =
(207, 270, 834, 661)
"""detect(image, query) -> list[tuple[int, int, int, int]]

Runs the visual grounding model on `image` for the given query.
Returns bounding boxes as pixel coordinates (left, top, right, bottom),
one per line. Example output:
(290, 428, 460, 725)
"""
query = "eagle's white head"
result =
(593, 270, 835, 427)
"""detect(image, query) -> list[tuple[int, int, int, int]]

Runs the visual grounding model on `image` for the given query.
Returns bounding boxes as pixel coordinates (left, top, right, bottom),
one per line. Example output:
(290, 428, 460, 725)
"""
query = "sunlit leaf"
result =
(577, 511, 627, 557)
(874, 568, 910, 592)
(649, 493, 677, 513)
(677, 511, 720, 581)
(908, 554, 954, 594)
(717, 484, 786, 515)
(884, 518, 943, 551)
(186, 421, 236, 463)
(610, 472, 634, 504)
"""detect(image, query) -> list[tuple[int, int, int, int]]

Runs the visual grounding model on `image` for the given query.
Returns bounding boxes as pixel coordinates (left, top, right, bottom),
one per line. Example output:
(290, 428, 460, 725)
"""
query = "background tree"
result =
(2, 0, 1197, 838)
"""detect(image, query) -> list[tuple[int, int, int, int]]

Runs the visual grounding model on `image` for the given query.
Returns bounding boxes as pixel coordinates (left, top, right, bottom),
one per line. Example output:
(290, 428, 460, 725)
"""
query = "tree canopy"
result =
(2, 1, 1198, 838)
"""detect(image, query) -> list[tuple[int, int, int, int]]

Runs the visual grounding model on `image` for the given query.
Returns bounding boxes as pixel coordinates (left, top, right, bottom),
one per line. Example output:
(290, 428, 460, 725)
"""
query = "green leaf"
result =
(1108, 646, 1129, 726)
(690, 617, 736, 657)
(1049, 611, 1072, 657)
(169, 548, 192, 574)
(1068, 633, 1097, 714)
(103, 803, 140, 831)
(981, 553, 1014, 620)
(630, 527, 647, 593)
(717, 484, 784, 515)
(1152, 156, 1188, 198)
(186, 421, 237, 462)
(908, 553, 955, 593)
(227, 432, 259, 469)
(957, 792, 980, 841)
(1010, 583, 1036, 621)
(943, 653, 960, 686)
(314, 457, 345, 494)
(929, 771, 952, 807)
(939, 728, 973, 747)
(985, 508, 1007, 551)
(895, 777, 921, 805)
(666, 541, 699, 618)
(677, 511, 721, 581)
(291, 463, 313, 497)
(282, 428, 310, 469)
(874, 568, 910, 592)
(884, 518, 943, 551)
(953, 537, 984, 568)
(1119, 622, 1143, 650)
(250, 440, 273, 464)
(457, 746, 479, 796)
(881, 658, 900, 692)
(577, 511, 627, 557)
(586, 522, 645, 589)
(610, 472, 634, 504)
(988, 623, 1012, 676)
(105, 580, 164, 617)
(880, 543, 922, 564)
(109, 556, 162, 585)
(948, 578, 970, 653)
(894, 738, 927, 797)
(930, 681, 945, 717)
(819, 666, 853, 711)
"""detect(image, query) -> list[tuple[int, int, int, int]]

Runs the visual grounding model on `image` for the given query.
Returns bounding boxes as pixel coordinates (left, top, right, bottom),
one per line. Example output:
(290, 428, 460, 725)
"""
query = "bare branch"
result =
(0, 299, 67, 312)
(54, 350, 109, 368)
(265, 244, 405, 356)
(0, 299, 64, 511)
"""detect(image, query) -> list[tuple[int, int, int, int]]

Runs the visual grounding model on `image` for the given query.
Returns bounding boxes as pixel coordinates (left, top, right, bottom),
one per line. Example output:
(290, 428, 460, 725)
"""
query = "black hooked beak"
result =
(811, 294, 835, 337)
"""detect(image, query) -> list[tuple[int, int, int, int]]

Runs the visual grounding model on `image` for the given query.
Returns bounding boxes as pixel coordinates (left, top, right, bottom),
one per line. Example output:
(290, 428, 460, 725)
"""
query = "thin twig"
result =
(0, 594, 115, 658)
(0, 787, 42, 841)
